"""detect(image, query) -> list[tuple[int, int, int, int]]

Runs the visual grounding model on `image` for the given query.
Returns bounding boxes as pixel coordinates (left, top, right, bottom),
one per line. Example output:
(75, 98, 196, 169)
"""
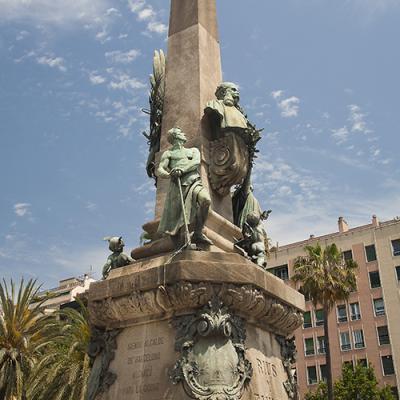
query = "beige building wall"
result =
(36, 275, 95, 313)
(267, 217, 400, 399)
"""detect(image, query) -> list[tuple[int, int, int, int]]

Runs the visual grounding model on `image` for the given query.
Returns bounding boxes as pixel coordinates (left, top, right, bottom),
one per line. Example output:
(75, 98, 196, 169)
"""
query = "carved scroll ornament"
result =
(209, 132, 249, 196)
(89, 282, 303, 337)
(170, 298, 253, 400)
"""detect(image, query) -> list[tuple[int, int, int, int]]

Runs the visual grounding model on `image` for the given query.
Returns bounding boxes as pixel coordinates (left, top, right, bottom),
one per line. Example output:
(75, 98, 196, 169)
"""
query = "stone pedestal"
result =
(87, 252, 304, 400)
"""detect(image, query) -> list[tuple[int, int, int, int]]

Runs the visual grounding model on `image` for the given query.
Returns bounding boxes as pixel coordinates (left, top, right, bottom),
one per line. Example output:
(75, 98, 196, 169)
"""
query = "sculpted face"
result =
(216, 82, 240, 107)
(168, 127, 187, 145)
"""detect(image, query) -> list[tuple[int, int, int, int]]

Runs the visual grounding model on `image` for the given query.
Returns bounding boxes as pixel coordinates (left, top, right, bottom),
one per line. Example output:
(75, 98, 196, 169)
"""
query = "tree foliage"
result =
(27, 301, 92, 400)
(305, 364, 396, 400)
(292, 243, 358, 309)
(0, 278, 92, 400)
(292, 243, 358, 400)
(334, 363, 395, 400)
(0, 279, 51, 400)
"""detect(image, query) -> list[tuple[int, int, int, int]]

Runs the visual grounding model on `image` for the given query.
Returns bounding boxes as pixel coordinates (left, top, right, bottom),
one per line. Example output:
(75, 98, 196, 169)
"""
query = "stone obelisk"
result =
(86, 2, 305, 400)
(155, 0, 231, 221)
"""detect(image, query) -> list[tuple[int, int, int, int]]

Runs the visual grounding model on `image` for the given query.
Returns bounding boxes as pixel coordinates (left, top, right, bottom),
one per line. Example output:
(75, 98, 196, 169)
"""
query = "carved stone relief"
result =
(170, 297, 253, 400)
(276, 335, 298, 400)
(86, 328, 121, 400)
(89, 282, 303, 337)
(209, 133, 249, 196)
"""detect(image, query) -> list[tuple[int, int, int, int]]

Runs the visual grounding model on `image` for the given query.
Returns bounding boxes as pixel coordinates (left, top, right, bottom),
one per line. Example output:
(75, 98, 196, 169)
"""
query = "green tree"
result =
(0, 279, 50, 400)
(292, 243, 358, 400)
(304, 382, 327, 400)
(334, 363, 395, 400)
(27, 301, 92, 400)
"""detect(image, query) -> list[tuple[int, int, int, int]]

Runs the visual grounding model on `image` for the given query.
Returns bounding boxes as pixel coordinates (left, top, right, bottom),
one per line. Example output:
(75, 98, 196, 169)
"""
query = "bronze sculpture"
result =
(157, 127, 213, 246)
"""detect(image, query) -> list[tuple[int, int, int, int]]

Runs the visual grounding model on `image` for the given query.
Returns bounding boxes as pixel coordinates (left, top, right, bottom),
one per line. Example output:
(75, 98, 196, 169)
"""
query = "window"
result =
(396, 266, 400, 281)
(315, 309, 324, 326)
(365, 244, 377, 262)
(307, 366, 318, 385)
(391, 387, 399, 400)
(317, 336, 326, 354)
(343, 250, 353, 261)
(349, 302, 361, 321)
(343, 360, 354, 370)
(369, 271, 381, 288)
(340, 331, 351, 351)
(303, 311, 312, 329)
(337, 304, 348, 322)
(270, 264, 289, 280)
(374, 298, 385, 316)
(353, 329, 365, 349)
(382, 355, 395, 375)
(358, 359, 368, 367)
(320, 364, 328, 382)
(392, 239, 400, 257)
(305, 338, 315, 356)
(378, 326, 390, 345)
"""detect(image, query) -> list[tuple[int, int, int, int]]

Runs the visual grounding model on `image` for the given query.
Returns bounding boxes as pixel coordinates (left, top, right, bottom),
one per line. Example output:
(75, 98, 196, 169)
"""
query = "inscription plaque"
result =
(103, 321, 176, 400)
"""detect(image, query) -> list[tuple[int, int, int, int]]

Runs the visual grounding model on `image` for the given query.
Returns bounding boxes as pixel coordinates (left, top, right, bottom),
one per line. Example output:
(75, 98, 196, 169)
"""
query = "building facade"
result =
(267, 216, 400, 398)
(35, 275, 95, 313)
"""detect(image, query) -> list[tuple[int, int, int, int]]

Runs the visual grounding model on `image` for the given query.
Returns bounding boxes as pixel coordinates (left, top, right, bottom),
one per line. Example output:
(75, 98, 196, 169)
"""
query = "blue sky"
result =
(1, 0, 399, 287)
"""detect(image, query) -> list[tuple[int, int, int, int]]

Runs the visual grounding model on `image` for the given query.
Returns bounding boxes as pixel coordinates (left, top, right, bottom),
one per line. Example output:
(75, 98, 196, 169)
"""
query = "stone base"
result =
(133, 210, 242, 259)
(87, 251, 304, 400)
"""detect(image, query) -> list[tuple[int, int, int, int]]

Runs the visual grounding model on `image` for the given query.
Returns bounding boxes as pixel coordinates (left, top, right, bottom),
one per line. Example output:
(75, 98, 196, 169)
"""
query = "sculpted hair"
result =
(167, 127, 182, 144)
(215, 82, 239, 100)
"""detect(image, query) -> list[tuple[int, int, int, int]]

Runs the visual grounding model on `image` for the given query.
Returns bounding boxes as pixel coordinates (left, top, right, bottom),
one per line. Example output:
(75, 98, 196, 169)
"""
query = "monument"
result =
(87, 1, 305, 399)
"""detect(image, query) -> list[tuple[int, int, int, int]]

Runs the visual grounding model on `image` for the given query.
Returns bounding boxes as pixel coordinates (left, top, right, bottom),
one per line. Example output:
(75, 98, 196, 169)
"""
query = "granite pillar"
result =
(155, 0, 233, 222)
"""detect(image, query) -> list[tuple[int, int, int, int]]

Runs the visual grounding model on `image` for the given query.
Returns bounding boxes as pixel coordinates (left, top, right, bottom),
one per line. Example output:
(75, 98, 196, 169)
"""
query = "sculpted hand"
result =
(171, 168, 183, 179)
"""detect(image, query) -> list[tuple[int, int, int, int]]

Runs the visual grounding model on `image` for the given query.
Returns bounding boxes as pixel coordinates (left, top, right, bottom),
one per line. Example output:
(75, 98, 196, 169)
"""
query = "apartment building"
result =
(35, 274, 95, 313)
(267, 216, 400, 399)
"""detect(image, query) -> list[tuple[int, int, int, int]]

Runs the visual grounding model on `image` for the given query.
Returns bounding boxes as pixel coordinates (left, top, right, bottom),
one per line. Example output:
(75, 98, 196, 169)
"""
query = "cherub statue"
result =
(236, 212, 268, 267)
(102, 237, 133, 279)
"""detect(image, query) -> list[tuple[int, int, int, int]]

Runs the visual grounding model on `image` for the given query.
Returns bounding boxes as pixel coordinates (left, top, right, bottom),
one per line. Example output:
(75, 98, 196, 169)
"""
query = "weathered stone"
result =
(155, 0, 225, 220)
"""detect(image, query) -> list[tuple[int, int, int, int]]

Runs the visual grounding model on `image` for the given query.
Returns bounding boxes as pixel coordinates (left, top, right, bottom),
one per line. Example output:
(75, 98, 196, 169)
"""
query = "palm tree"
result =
(292, 243, 358, 400)
(28, 301, 92, 400)
(0, 279, 50, 400)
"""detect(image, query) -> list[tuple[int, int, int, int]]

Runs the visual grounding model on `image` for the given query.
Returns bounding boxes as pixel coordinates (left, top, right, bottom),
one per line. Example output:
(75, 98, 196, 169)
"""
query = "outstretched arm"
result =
(156, 151, 171, 179)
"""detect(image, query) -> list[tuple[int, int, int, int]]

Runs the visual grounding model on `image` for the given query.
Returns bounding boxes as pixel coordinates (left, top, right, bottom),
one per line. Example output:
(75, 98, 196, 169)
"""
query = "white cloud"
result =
(271, 90, 300, 118)
(109, 73, 146, 92)
(279, 96, 300, 118)
(14, 203, 31, 217)
(16, 30, 30, 40)
(105, 7, 121, 17)
(95, 29, 111, 43)
(36, 55, 67, 72)
(271, 90, 283, 99)
(105, 49, 140, 64)
(348, 104, 369, 133)
(331, 126, 349, 144)
(85, 201, 97, 211)
(89, 72, 106, 85)
(147, 21, 167, 34)
(128, 0, 146, 13)
(127, 0, 167, 35)
(0, 0, 111, 26)
(137, 8, 155, 21)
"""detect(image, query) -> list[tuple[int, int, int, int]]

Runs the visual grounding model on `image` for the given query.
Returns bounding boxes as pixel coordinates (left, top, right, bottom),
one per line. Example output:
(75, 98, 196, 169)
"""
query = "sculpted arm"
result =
(157, 151, 171, 179)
